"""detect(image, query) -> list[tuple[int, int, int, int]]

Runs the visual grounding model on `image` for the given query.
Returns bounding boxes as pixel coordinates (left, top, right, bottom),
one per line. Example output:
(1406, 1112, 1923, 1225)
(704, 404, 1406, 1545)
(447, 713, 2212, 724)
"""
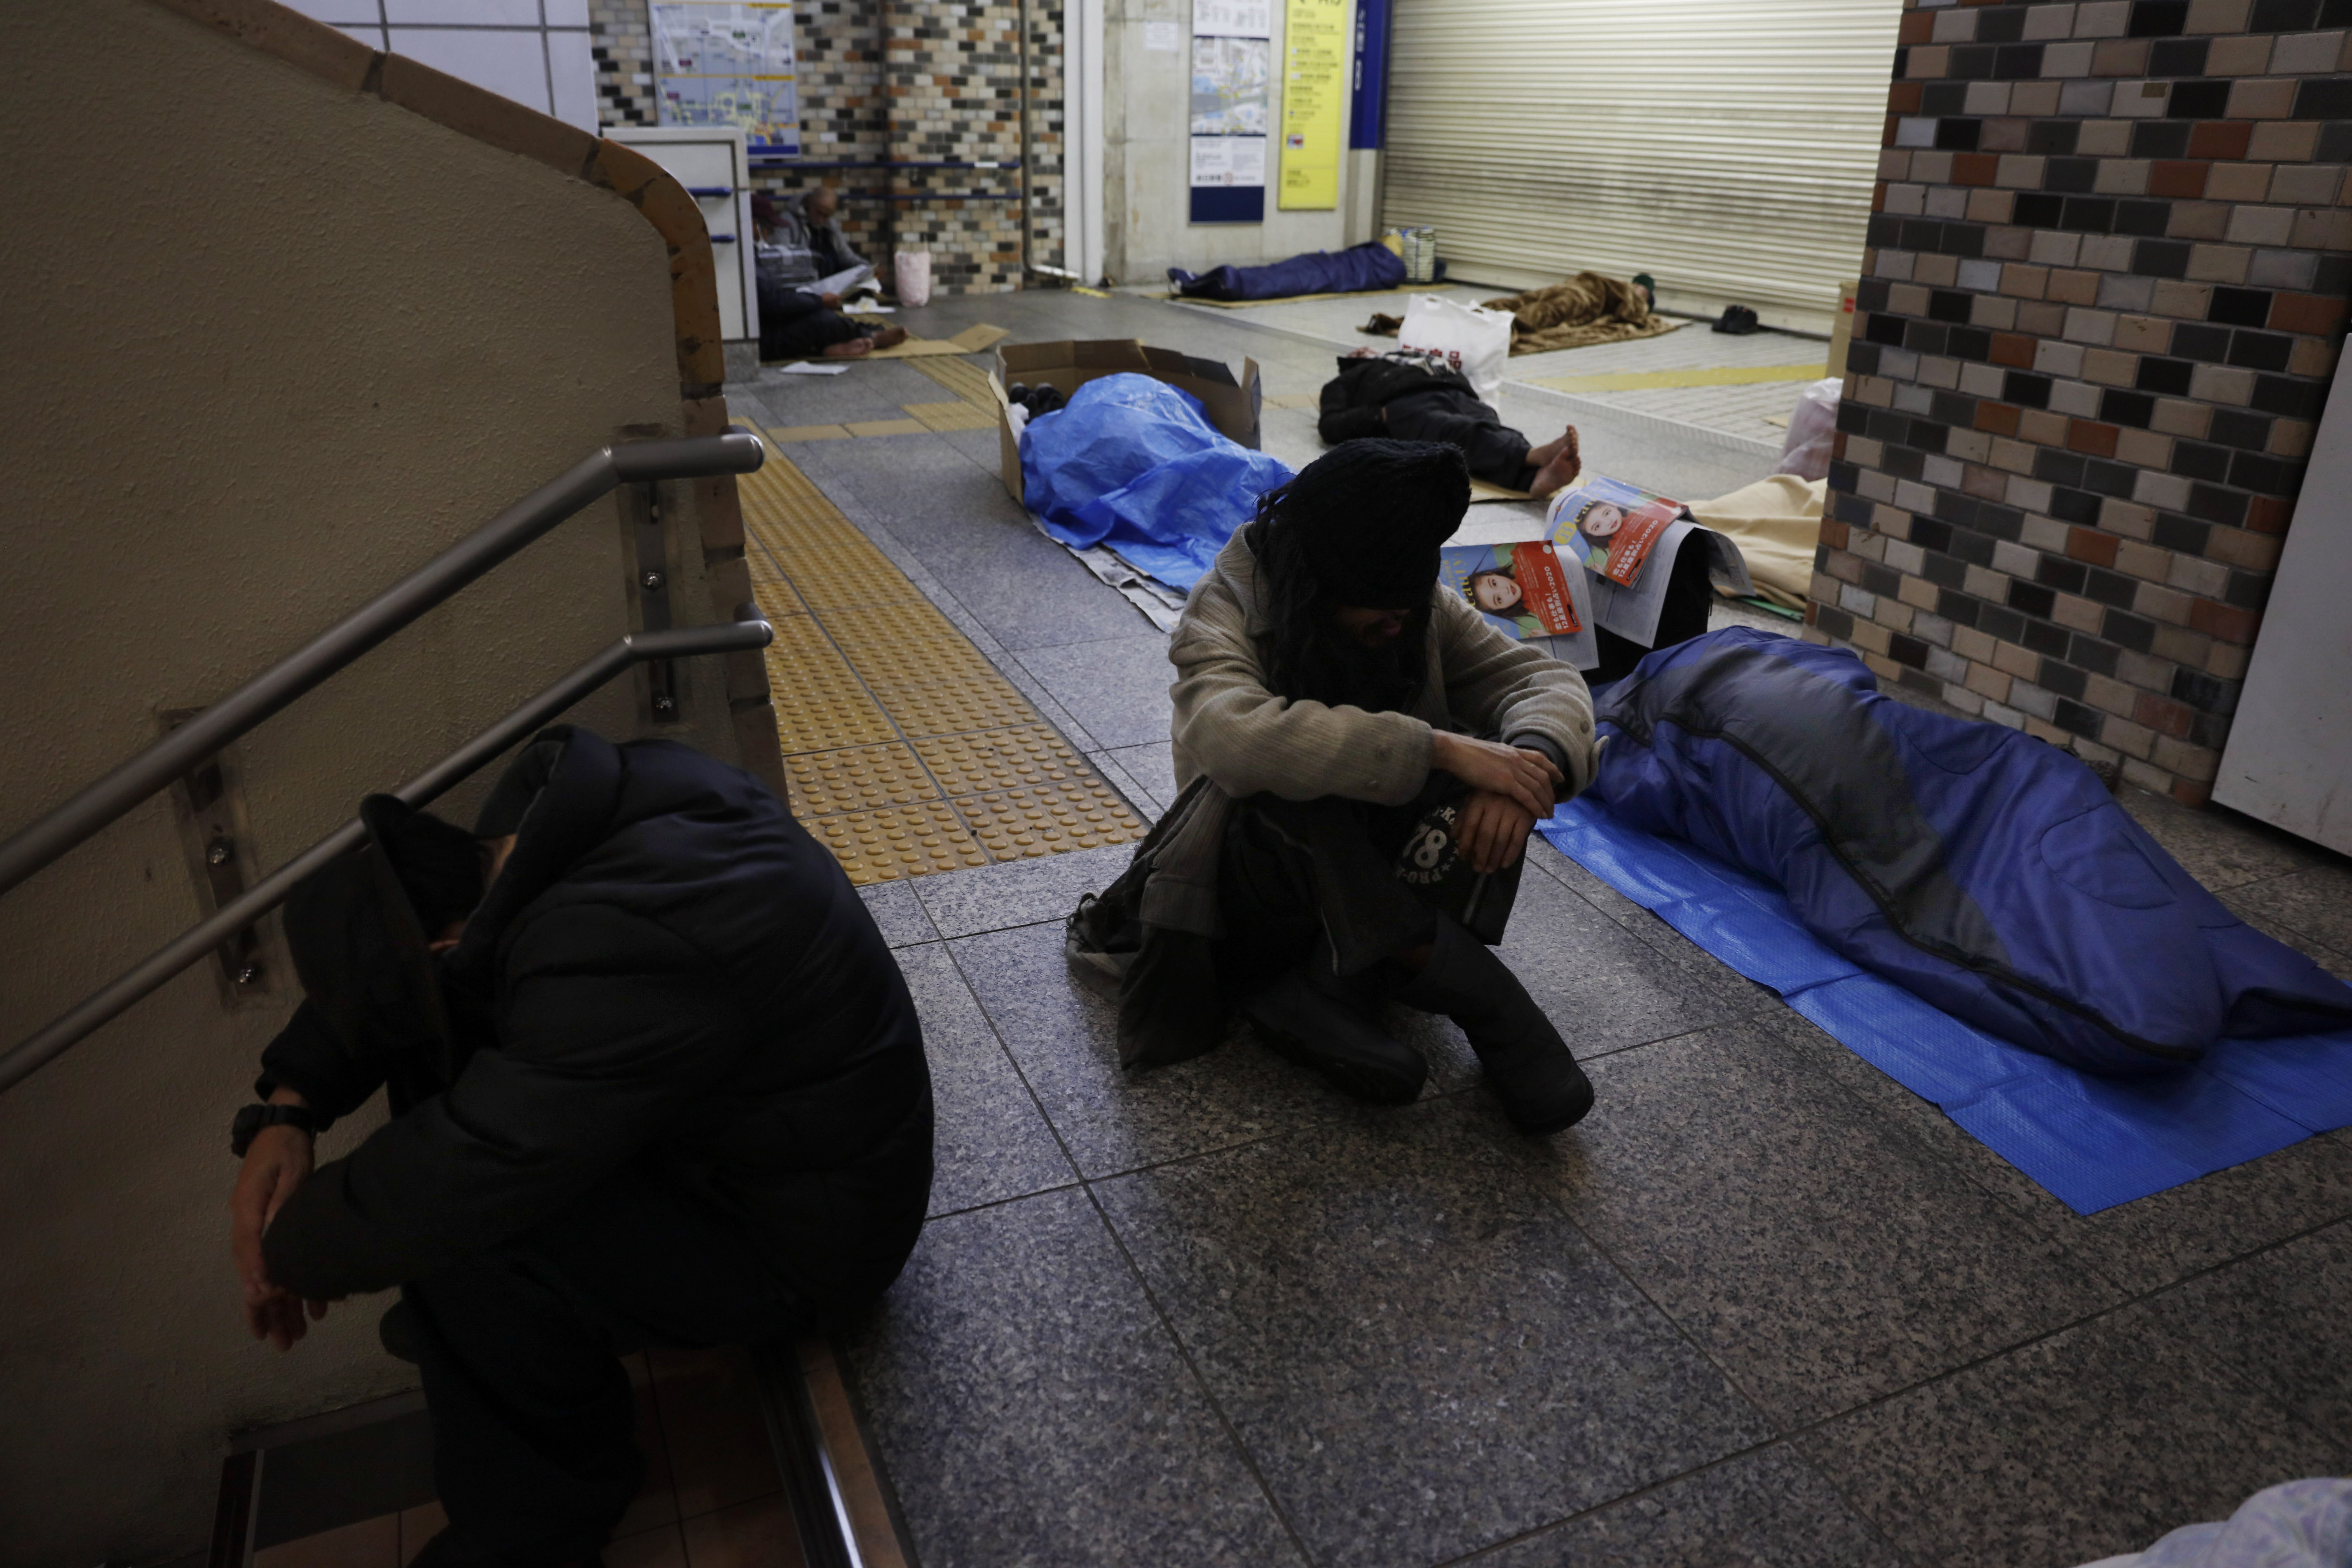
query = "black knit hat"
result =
(1272, 439, 1468, 607)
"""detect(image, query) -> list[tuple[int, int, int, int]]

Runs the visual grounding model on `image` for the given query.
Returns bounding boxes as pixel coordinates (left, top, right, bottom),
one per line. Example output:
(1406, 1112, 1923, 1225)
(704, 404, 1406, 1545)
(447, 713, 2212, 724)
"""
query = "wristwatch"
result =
(231, 1102, 327, 1158)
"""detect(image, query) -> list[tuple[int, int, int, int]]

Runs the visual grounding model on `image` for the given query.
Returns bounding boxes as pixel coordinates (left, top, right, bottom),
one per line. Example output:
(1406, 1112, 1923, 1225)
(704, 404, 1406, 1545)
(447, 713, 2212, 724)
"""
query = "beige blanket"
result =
(1689, 474, 1825, 611)
(1479, 272, 1679, 355)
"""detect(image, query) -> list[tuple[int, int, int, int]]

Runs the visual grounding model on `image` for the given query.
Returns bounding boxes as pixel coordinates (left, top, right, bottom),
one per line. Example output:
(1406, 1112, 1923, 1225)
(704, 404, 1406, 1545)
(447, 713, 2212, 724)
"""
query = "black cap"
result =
(1272, 439, 1468, 607)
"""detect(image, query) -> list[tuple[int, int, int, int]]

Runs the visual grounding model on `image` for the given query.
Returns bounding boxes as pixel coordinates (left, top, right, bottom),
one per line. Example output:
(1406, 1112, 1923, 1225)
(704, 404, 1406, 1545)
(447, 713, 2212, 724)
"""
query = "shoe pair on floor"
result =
(1246, 919, 1594, 1134)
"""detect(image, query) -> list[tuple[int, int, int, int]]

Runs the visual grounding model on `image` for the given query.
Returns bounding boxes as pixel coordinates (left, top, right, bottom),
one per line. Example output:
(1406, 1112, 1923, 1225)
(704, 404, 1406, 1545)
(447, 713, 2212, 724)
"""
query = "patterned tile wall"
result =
(1814, 0, 2352, 804)
(588, 1, 1063, 293)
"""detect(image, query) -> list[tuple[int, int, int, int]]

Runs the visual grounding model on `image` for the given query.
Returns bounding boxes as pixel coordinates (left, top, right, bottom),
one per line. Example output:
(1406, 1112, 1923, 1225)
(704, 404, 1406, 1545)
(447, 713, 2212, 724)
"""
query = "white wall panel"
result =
(1381, 0, 1903, 331)
(389, 26, 554, 116)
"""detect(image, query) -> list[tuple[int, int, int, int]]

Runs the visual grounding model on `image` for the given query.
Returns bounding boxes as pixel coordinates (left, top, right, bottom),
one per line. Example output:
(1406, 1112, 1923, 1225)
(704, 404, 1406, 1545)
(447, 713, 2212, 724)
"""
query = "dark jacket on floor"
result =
(260, 727, 934, 1322)
(1317, 354, 1537, 490)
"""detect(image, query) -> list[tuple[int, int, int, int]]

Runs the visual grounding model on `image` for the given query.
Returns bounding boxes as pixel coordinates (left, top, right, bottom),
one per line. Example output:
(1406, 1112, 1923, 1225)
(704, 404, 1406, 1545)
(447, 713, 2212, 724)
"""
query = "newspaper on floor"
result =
(1546, 476, 1753, 647)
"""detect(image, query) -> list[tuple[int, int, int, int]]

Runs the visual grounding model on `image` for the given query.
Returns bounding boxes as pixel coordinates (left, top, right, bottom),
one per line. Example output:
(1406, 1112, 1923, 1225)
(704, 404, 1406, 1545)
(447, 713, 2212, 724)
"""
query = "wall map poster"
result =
(1278, 0, 1347, 209)
(1189, 0, 1270, 223)
(652, 1, 801, 153)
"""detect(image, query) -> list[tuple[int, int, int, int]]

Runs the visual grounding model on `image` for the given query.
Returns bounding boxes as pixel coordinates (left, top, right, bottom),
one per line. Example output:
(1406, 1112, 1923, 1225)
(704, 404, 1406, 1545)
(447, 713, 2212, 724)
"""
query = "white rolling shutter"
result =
(1381, 0, 1903, 332)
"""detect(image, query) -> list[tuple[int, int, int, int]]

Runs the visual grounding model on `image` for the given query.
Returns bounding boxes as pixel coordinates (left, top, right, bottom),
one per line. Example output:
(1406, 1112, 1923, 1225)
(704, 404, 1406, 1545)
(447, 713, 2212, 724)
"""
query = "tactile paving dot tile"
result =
(908, 356, 1000, 410)
(764, 619, 896, 752)
(914, 723, 1091, 797)
(760, 540, 930, 612)
(901, 400, 997, 432)
(749, 576, 807, 619)
(800, 800, 992, 885)
(952, 780, 1148, 861)
(863, 677, 1038, 738)
(826, 619, 1003, 686)
(843, 418, 929, 438)
(782, 741, 940, 819)
(736, 453, 850, 529)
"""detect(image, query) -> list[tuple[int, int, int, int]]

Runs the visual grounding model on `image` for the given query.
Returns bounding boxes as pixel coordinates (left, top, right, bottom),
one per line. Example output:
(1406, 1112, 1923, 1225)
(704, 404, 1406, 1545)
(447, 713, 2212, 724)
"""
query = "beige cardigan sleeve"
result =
(1169, 604, 1437, 806)
(1430, 593, 1600, 795)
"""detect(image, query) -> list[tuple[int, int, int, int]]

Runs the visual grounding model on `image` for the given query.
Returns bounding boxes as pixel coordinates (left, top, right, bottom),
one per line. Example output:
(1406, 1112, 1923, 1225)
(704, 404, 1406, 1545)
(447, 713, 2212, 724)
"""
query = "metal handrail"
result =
(0, 432, 765, 901)
(0, 617, 774, 1095)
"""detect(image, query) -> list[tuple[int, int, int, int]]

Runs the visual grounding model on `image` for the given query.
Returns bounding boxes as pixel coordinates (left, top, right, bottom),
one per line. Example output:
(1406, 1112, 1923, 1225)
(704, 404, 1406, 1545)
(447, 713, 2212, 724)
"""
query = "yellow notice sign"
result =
(1278, 0, 1347, 210)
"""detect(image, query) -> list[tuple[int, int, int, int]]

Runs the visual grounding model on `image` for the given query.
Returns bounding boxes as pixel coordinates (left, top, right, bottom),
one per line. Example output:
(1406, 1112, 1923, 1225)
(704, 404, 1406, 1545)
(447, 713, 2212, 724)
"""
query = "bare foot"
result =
(820, 338, 874, 359)
(1526, 425, 1582, 496)
(871, 325, 909, 350)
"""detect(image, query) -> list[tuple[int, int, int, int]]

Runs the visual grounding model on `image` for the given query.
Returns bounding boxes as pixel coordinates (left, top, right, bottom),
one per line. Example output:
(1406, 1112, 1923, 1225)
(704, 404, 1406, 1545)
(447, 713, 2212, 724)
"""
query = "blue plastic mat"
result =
(1540, 796, 2352, 1214)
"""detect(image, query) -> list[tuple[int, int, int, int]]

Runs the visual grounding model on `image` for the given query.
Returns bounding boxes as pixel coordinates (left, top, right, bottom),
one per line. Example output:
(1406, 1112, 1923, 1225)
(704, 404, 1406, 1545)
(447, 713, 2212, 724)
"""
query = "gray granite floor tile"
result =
(2116, 788, 2328, 894)
(859, 879, 939, 949)
(1085, 749, 1164, 818)
(1092, 1097, 1774, 1568)
(1106, 741, 1178, 813)
(951, 921, 1476, 1178)
(1476, 1446, 1898, 1568)
(1524, 843, 1780, 1018)
(2147, 1218, 2352, 1447)
(2222, 862, 2352, 956)
(1759, 1005, 2352, 1296)
(1495, 864, 1766, 1062)
(1014, 634, 1176, 749)
(858, 505, 1153, 652)
(1545, 1020, 2121, 1428)
(842, 1188, 1304, 1568)
(2218, 891, 2352, 981)
(893, 943, 1076, 1216)
(1800, 1303, 2350, 1568)
(912, 843, 1139, 939)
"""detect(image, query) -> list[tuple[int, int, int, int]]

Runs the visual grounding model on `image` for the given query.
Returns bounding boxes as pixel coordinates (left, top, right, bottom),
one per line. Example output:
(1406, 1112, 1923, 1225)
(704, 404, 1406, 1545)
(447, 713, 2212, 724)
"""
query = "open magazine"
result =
(1545, 476, 1753, 647)
(1439, 540, 1600, 672)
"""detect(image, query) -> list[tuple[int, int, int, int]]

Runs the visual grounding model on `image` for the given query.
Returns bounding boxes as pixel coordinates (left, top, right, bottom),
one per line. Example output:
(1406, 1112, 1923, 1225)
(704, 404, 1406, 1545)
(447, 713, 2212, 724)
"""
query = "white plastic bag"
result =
(1774, 377, 1844, 481)
(894, 250, 932, 307)
(1398, 293, 1512, 409)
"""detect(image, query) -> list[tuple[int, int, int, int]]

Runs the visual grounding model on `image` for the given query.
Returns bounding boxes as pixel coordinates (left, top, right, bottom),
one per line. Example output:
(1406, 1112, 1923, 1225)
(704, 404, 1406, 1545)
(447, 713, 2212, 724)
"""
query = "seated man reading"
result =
(1070, 441, 1599, 1133)
(1318, 349, 1583, 496)
(229, 726, 934, 1568)
(751, 190, 907, 361)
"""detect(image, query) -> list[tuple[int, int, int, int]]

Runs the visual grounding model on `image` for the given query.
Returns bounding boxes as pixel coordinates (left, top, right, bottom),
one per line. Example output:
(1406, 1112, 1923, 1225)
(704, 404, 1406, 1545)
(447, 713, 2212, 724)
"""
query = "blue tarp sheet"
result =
(1169, 241, 1407, 302)
(1020, 374, 1294, 592)
(1539, 795, 2352, 1214)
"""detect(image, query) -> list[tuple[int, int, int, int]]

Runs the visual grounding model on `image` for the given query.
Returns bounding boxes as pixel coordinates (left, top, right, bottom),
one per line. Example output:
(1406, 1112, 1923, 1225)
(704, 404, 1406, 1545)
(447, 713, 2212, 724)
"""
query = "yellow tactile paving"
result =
(741, 445, 1146, 883)
(902, 400, 998, 433)
(952, 780, 1149, 860)
(842, 418, 928, 438)
(782, 741, 938, 819)
(799, 801, 993, 883)
(768, 424, 854, 442)
(907, 355, 1002, 410)
(914, 724, 1091, 796)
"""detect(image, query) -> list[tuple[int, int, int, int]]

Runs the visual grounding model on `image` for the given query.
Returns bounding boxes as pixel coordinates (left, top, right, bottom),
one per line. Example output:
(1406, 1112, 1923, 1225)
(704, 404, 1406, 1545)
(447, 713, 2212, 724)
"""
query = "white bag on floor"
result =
(1774, 377, 1844, 481)
(1398, 293, 1513, 408)
(894, 250, 933, 307)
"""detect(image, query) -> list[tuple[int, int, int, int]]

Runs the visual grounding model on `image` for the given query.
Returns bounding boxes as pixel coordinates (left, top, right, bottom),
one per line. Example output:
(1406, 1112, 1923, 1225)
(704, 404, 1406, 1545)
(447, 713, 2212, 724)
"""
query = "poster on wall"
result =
(1190, 0, 1271, 223)
(1278, 0, 1347, 209)
(651, 1, 801, 154)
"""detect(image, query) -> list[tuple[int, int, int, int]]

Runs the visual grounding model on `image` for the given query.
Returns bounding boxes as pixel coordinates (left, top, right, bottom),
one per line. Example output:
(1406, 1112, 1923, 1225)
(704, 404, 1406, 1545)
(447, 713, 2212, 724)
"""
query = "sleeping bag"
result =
(1019, 373, 1294, 591)
(1589, 628, 2352, 1076)
(1169, 241, 1406, 302)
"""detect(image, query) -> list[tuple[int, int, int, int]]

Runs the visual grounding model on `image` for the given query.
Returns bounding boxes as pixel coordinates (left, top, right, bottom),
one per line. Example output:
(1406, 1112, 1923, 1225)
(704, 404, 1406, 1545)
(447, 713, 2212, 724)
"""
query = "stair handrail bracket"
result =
(0, 431, 764, 901)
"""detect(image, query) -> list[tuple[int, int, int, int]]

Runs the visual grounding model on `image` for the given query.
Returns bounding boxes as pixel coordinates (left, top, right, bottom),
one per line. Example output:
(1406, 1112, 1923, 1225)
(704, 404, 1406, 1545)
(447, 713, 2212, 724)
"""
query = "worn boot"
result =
(1399, 919, 1593, 1133)
(1243, 954, 1428, 1105)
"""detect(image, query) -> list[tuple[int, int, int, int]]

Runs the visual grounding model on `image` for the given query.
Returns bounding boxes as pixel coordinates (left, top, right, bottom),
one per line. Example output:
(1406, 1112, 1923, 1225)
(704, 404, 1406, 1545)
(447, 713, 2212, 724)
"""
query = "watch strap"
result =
(231, 1102, 326, 1158)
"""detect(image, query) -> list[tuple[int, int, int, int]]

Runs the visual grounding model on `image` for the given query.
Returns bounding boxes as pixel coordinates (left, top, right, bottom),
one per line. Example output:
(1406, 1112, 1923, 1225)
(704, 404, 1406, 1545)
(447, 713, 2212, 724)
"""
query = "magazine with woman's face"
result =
(1546, 476, 1683, 589)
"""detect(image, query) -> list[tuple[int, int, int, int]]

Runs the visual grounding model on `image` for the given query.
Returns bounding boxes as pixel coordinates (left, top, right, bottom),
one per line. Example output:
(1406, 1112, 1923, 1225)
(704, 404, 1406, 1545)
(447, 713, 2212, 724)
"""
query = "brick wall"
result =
(589, 0, 1062, 293)
(1814, 0, 2352, 804)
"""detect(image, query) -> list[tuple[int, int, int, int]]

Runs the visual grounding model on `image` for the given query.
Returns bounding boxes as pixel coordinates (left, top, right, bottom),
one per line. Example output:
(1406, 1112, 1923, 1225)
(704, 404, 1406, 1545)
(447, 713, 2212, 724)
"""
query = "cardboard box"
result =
(994, 338, 1263, 508)
(1826, 279, 1859, 380)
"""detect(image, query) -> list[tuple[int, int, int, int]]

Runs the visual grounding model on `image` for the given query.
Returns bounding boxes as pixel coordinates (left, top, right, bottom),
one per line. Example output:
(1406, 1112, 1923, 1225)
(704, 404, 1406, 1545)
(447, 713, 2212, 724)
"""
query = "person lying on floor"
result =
(1068, 440, 1600, 1132)
(1318, 348, 1583, 497)
(228, 726, 934, 1568)
(750, 192, 906, 361)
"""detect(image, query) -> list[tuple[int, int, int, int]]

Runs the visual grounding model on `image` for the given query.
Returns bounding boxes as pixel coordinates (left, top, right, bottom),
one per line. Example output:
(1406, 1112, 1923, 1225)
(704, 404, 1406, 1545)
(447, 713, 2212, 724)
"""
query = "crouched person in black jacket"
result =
(228, 726, 932, 1568)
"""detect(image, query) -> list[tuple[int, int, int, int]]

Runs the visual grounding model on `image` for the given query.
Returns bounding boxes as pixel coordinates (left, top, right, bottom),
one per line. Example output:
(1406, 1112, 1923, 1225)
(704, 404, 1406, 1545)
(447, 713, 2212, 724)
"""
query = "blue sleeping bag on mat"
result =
(1020, 373, 1294, 591)
(1589, 629, 2352, 1077)
(1169, 241, 1406, 302)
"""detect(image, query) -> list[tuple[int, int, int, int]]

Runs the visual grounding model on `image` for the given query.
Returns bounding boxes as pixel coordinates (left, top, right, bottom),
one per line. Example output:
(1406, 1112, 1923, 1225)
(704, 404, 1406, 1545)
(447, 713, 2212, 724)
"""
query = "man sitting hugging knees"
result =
(1319, 348, 1584, 497)
(750, 190, 907, 361)
(229, 726, 934, 1568)
(1069, 441, 1599, 1133)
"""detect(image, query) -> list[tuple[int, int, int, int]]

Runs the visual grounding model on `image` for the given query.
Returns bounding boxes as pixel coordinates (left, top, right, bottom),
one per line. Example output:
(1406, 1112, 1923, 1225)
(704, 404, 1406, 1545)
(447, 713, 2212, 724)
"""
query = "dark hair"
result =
(365, 802, 485, 934)
(1247, 489, 1429, 713)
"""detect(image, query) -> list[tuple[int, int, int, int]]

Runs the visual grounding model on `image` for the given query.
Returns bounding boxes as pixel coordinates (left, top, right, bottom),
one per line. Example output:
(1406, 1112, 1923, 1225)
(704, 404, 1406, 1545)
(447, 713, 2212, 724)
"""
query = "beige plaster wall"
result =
(0, 2, 745, 1560)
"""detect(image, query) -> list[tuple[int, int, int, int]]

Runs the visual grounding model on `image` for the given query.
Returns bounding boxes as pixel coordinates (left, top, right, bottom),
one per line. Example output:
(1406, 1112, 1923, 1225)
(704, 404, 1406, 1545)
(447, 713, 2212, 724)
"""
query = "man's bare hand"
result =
(819, 292, 844, 309)
(232, 1099, 327, 1351)
(1431, 732, 1563, 820)
(1455, 790, 1537, 875)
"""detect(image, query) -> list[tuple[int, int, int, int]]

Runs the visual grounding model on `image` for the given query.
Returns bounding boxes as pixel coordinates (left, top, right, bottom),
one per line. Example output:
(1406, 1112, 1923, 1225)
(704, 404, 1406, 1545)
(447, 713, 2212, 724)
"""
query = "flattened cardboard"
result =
(995, 338, 1264, 507)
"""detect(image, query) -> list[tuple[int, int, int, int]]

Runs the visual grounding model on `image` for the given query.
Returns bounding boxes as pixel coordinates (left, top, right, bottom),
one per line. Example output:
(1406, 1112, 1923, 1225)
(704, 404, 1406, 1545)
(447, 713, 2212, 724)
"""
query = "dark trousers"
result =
(1591, 528, 1718, 686)
(394, 1168, 806, 1563)
(759, 304, 865, 360)
(1382, 388, 1539, 492)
